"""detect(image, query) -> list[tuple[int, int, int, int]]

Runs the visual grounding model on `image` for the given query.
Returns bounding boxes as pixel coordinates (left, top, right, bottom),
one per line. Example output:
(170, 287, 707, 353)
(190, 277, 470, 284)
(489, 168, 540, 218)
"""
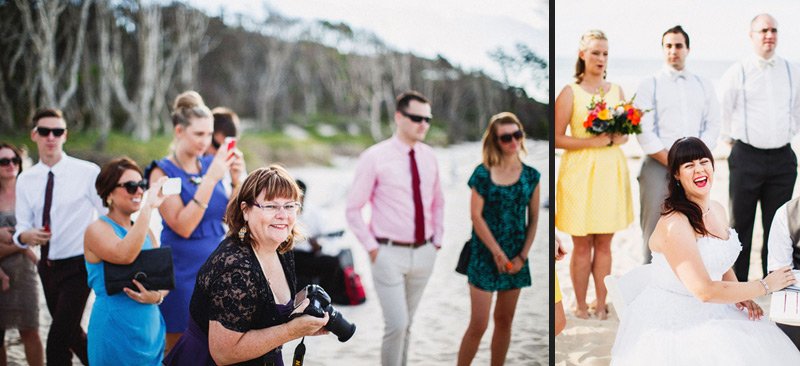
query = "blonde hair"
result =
(225, 165, 304, 253)
(171, 90, 212, 128)
(574, 29, 607, 83)
(481, 112, 527, 168)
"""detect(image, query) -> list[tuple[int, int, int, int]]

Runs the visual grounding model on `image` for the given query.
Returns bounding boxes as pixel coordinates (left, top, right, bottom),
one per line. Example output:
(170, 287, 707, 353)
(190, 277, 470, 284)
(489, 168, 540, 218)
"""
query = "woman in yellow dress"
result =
(555, 30, 633, 320)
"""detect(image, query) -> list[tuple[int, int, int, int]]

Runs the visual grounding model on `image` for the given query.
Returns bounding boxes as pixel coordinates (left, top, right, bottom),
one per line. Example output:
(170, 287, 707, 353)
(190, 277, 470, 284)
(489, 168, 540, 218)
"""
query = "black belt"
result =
(734, 140, 792, 154)
(376, 237, 430, 248)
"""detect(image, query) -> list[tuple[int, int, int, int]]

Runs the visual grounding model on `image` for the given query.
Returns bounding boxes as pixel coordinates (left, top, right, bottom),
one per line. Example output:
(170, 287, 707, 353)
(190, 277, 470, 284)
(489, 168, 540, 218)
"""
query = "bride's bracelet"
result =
(758, 279, 770, 295)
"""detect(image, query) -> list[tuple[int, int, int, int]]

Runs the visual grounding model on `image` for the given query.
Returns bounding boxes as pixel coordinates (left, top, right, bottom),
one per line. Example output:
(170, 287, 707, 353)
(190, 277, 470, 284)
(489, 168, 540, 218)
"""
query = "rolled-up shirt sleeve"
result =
(635, 77, 666, 155)
(767, 203, 794, 272)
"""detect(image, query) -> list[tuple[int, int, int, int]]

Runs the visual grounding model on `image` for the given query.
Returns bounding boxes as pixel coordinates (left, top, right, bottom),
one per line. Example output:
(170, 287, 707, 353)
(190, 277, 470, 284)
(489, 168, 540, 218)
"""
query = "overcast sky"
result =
(187, 0, 549, 101)
(555, 0, 800, 62)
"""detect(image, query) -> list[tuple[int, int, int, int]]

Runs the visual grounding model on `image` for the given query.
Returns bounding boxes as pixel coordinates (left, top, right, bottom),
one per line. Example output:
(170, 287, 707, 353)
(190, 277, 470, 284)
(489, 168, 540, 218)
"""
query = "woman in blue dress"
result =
(457, 112, 541, 366)
(83, 157, 169, 365)
(148, 91, 242, 351)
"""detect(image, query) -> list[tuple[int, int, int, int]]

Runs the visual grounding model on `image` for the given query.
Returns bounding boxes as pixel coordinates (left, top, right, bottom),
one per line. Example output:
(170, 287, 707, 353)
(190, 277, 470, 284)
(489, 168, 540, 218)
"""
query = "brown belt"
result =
(376, 237, 429, 249)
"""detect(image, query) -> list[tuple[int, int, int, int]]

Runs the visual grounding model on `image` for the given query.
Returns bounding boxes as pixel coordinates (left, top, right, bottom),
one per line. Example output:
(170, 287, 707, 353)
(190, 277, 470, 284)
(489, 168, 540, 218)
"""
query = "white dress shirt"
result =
(720, 55, 800, 149)
(13, 154, 106, 259)
(294, 204, 326, 253)
(636, 66, 721, 154)
(768, 201, 795, 271)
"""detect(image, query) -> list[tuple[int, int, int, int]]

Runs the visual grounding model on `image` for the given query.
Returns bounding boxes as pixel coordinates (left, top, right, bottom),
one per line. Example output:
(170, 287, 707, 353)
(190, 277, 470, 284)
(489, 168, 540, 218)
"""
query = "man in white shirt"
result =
(766, 197, 800, 350)
(636, 25, 720, 263)
(14, 108, 105, 366)
(719, 14, 800, 281)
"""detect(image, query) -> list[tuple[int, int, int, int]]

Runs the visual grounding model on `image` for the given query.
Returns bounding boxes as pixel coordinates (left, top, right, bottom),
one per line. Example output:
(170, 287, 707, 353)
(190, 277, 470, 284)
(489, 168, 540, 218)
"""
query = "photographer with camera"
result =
(164, 166, 328, 366)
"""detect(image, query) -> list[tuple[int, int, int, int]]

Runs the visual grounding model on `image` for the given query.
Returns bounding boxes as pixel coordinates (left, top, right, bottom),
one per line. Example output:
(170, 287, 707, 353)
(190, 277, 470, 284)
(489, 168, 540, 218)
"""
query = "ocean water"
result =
(554, 57, 737, 98)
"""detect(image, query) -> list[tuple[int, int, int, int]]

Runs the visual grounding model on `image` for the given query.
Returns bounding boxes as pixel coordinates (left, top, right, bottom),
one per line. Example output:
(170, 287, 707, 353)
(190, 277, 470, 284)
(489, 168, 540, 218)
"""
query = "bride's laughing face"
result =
(674, 157, 714, 197)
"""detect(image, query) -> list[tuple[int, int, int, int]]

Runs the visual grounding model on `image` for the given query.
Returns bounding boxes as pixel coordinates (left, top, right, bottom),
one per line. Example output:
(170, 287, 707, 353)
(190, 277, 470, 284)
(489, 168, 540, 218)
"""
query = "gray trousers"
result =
(638, 157, 669, 264)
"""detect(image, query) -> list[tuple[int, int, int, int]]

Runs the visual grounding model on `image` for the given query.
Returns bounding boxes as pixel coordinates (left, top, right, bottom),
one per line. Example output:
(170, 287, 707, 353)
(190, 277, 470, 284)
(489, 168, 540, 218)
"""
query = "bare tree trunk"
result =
(16, 0, 93, 109)
(256, 38, 295, 130)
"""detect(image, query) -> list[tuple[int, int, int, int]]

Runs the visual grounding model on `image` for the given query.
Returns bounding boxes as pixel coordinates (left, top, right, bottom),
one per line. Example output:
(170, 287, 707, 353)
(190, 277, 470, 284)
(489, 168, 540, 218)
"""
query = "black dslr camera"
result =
(292, 284, 356, 342)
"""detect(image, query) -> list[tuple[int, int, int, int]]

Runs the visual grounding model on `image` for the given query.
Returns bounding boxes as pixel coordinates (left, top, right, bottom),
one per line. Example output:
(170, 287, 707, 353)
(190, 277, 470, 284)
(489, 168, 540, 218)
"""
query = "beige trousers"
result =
(370, 243, 437, 366)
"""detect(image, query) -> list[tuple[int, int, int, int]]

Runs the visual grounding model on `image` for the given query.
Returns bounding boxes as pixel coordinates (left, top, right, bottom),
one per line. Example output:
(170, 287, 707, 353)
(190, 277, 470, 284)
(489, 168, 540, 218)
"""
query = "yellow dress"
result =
(554, 271, 562, 303)
(555, 83, 633, 236)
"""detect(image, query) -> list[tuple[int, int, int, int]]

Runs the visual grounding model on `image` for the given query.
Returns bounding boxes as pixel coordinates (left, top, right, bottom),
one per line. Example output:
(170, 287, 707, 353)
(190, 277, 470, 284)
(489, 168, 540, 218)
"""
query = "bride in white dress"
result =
(611, 137, 800, 365)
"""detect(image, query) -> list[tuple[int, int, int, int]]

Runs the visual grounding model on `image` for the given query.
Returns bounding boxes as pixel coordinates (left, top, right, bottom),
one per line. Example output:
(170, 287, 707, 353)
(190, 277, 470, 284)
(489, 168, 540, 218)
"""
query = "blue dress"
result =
(86, 216, 166, 365)
(467, 164, 540, 291)
(156, 156, 228, 333)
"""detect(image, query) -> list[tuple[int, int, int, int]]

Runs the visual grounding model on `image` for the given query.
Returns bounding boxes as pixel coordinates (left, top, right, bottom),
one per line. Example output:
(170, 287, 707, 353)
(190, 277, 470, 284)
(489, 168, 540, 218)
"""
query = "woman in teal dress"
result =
(83, 158, 169, 365)
(457, 112, 541, 366)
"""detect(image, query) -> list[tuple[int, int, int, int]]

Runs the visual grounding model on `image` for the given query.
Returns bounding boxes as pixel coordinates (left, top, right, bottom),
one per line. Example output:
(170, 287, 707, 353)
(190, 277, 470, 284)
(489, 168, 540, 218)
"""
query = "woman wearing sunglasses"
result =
(0, 142, 43, 366)
(457, 112, 540, 366)
(83, 157, 169, 365)
(147, 91, 239, 351)
(554, 30, 633, 320)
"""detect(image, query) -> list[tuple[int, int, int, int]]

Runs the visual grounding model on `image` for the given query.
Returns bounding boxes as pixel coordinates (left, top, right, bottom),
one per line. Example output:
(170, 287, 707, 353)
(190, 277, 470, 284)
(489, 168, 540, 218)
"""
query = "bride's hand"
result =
(735, 300, 763, 321)
(764, 266, 796, 293)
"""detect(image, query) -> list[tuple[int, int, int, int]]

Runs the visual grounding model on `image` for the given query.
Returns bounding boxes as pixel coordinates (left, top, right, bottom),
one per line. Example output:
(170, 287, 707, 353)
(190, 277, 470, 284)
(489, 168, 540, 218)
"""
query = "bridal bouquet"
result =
(582, 90, 647, 135)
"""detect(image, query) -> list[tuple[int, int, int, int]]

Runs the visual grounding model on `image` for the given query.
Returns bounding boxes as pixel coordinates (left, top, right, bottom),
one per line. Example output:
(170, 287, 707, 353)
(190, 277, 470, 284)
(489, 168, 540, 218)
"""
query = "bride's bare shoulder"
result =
(651, 212, 694, 252)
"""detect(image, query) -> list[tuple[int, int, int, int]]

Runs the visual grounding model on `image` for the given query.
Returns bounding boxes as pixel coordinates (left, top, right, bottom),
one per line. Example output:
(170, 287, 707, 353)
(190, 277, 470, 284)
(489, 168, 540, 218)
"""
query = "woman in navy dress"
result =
(457, 112, 540, 366)
(148, 91, 242, 351)
(83, 157, 168, 365)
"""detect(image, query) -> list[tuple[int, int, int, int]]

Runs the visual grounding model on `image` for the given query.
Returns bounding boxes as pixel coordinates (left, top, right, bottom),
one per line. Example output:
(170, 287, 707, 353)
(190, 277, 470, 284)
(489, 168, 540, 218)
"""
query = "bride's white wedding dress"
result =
(611, 229, 800, 365)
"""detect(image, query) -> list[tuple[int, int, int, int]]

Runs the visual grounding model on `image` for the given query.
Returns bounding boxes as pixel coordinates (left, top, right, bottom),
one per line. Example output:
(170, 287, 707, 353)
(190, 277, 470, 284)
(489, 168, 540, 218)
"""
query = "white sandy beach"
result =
(4, 140, 550, 366)
(554, 140, 800, 366)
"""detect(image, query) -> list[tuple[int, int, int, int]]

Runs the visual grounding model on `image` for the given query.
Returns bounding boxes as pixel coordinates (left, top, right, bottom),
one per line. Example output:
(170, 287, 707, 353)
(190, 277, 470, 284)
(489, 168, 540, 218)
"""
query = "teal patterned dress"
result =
(467, 163, 540, 291)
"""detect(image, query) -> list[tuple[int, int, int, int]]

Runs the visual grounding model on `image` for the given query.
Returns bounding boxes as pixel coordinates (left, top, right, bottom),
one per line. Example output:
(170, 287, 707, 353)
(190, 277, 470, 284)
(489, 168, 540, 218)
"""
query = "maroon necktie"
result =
(409, 150, 425, 243)
(41, 171, 54, 260)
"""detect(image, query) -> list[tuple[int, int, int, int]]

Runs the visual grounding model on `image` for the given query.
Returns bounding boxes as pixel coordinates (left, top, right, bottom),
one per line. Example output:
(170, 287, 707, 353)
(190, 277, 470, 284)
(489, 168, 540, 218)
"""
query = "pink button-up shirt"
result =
(346, 136, 445, 252)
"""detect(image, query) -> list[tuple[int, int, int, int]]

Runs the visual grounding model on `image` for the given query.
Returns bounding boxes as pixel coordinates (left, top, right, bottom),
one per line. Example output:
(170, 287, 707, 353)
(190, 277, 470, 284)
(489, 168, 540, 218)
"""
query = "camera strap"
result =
(292, 337, 306, 366)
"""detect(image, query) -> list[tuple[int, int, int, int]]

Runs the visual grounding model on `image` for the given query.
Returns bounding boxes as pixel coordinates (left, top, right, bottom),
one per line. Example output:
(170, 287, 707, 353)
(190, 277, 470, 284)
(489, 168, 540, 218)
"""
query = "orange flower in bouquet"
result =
(583, 89, 648, 135)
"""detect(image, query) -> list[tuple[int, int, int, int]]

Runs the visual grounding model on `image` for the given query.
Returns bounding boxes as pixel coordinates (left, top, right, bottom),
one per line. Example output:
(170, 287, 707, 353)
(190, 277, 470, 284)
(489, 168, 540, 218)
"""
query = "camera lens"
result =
(324, 305, 356, 342)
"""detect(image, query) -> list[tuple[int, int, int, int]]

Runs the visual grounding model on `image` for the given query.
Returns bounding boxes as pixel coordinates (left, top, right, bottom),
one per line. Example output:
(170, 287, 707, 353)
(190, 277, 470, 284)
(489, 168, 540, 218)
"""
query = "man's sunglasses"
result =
(401, 110, 432, 124)
(34, 127, 66, 137)
(498, 130, 524, 143)
(0, 157, 21, 166)
(116, 180, 148, 194)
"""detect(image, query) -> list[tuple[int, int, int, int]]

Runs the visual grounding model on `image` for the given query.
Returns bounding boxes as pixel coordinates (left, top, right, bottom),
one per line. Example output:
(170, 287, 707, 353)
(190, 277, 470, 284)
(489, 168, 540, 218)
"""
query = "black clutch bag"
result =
(455, 240, 471, 275)
(104, 247, 176, 295)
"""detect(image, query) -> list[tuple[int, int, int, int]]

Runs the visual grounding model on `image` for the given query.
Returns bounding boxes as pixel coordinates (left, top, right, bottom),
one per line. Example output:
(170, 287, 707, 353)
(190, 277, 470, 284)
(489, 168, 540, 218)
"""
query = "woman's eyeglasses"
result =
(252, 202, 302, 215)
(116, 180, 147, 194)
(35, 127, 67, 137)
(0, 157, 21, 166)
(498, 130, 524, 143)
(400, 110, 432, 124)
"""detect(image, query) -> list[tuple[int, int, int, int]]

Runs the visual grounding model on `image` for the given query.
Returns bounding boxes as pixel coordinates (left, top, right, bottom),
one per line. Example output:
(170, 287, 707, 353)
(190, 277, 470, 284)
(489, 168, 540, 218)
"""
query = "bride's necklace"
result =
(702, 206, 711, 217)
(172, 151, 203, 185)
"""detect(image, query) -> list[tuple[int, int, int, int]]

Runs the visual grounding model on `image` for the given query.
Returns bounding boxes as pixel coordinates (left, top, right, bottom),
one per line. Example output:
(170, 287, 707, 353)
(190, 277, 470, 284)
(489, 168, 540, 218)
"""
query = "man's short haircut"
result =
(31, 108, 64, 127)
(662, 25, 690, 49)
(395, 90, 430, 112)
(211, 106, 240, 138)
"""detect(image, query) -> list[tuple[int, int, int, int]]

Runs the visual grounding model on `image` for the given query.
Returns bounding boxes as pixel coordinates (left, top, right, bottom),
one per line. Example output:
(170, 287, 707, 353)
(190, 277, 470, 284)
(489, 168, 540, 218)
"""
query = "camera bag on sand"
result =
(336, 249, 366, 305)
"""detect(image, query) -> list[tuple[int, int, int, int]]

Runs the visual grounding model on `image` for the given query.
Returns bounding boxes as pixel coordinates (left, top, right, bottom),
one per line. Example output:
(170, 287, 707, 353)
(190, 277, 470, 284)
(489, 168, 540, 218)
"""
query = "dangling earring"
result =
(238, 225, 248, 241)
(675, 181, 680, 187)
(106, 198, 113, 207)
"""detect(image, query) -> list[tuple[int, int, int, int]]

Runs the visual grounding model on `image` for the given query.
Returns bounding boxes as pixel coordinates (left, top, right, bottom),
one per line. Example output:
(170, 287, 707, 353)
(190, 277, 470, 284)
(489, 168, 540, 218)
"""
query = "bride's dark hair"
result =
(662, 137, 716, 237)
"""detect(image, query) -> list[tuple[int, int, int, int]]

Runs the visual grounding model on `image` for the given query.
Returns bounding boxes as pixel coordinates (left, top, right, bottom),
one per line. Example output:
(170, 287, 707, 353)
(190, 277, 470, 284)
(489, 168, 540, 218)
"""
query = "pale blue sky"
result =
(556, 0, 800, 62)
(187, 0, 549, 101)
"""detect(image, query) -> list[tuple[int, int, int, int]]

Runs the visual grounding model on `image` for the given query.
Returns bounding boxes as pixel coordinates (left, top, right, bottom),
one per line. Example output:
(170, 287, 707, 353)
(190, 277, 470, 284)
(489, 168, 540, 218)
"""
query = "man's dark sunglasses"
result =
(0, 157, 21, 166)
(35, 127, 66, 137)
(498, 130, 524, 143)
(116, 180, 148, 194)
(401, 110, 432, 124)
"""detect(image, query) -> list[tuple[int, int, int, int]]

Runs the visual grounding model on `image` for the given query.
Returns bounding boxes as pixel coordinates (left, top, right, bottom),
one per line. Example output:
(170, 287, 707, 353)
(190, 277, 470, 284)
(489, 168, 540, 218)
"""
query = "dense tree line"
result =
(0, 1, 547, 144)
